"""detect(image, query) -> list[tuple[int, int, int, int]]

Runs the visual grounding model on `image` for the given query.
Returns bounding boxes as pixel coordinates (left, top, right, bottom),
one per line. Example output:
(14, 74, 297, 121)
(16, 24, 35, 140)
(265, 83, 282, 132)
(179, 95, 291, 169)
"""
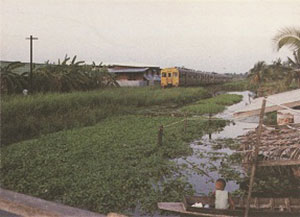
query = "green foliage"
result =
(273, 27, 300, 52)
(248, 61, 268, 86)
(0, 62, 28, 94)
(220, 80, 249, 92)
(247, 58, 300, 95)
(204, 138, 300, 198)
(0, 55, 119, 94)
(1, 87, 210, 146)
(246, 27, 300, 94)
(0, 85, 247, 215)
(31, 56, 119, 93)
(264, 111, 277, 126)
(181, 94, 242, 115)
(0, 115, 226, 214)
(241, 168, 300, 197)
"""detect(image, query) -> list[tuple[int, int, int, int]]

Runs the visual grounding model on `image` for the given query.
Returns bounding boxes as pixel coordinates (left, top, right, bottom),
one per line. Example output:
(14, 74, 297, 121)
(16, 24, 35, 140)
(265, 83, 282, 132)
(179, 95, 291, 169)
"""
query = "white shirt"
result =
(215, 190, 229, 209)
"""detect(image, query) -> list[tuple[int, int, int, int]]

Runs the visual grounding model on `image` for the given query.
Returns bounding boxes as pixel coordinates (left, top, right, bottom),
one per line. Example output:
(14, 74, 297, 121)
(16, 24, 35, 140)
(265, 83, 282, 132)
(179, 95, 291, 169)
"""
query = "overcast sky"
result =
(1, 0, 300, 73)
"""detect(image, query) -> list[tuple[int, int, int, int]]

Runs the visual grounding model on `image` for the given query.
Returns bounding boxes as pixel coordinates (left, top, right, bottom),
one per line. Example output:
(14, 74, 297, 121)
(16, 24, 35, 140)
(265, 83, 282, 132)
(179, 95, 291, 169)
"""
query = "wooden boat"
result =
(157, 196, 300, 217)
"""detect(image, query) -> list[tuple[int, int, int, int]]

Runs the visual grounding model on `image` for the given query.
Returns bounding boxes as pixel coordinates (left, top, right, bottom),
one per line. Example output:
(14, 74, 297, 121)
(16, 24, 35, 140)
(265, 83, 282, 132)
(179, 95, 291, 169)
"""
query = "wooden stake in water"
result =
(244, 98, 266, 217)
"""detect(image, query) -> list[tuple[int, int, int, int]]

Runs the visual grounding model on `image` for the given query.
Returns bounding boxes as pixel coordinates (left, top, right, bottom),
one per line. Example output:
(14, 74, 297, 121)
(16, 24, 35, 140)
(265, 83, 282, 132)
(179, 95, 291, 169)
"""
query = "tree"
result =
(0, 62, 27, 94)
(286, 49, 300, 86)
(273, 27, 300, 52)
(33, 55, 119, 93)
(248, 61, 268, 85)
(274, 27, 300, 87)
(1, 55, 119, 94)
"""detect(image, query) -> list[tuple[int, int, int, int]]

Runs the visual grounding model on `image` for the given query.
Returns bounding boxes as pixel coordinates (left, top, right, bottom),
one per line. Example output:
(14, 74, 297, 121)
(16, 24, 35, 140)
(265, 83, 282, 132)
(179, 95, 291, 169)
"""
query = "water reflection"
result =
(176, 91, 258, 195)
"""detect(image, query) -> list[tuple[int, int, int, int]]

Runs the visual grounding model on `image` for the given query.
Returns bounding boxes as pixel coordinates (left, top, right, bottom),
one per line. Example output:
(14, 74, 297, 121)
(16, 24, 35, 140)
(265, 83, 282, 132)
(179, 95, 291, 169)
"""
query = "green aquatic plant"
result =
(181, 94, 242, 115)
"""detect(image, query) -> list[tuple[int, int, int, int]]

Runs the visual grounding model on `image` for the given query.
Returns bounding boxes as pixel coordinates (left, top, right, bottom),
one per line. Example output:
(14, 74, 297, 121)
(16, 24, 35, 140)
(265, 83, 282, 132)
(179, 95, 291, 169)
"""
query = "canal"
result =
(175, 91, 257, 195)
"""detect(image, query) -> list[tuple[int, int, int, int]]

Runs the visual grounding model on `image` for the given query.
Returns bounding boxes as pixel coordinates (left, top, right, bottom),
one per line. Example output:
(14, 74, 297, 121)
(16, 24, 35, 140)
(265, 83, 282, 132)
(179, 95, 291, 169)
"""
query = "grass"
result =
(0, 86, 245, 215)
(181, 94, 243, 115)
(220, 80, 250, 92)
(1, 87, 210, 146)
(0, 115, 226, 214)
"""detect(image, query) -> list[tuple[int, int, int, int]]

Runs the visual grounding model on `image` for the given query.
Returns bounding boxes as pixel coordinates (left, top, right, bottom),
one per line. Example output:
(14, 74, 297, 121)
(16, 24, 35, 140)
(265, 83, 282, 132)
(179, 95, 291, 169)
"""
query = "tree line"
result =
(2, 27, 299, 95)
(248, 27, 300, 95)
(1, 55, 119, 94)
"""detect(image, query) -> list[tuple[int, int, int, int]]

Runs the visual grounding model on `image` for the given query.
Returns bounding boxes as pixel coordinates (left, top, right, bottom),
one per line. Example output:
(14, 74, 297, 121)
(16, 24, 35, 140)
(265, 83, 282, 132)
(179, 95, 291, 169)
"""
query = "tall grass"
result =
(1, 87, 210, 145)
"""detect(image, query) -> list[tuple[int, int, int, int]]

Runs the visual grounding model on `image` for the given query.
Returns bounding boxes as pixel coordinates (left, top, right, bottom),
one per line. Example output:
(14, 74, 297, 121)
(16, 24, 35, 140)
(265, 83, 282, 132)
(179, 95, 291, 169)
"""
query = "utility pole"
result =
(26, 35, 38, 92)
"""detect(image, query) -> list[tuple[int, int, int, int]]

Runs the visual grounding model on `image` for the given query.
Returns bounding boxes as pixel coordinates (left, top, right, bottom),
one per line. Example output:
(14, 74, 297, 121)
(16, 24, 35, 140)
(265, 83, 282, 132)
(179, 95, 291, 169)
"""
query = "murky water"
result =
(175, 91, 258, 195)
(138, 91, 258, 216)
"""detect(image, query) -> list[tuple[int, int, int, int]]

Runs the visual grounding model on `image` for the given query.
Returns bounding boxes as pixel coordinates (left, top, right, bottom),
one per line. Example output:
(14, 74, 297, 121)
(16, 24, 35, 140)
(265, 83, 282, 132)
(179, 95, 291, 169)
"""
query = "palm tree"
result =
(286, 49, 300, 86)
(248, 61, 268, 85)
(274, 27, 300, 87)
(273, 27, 300, 52)
(248, 61, 271, 96)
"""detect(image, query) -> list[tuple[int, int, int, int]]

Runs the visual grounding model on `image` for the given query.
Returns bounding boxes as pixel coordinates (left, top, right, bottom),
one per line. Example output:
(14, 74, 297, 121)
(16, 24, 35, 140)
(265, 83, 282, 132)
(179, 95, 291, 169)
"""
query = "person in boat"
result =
(212, 178, 235, 210)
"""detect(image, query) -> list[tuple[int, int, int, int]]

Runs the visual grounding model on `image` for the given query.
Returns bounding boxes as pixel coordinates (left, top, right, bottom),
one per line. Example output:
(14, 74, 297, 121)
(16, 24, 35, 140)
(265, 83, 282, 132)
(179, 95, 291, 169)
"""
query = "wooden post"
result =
(158, 125, 163, 146)
(208, 112, 212, 140)
(244, 98, 266, 217)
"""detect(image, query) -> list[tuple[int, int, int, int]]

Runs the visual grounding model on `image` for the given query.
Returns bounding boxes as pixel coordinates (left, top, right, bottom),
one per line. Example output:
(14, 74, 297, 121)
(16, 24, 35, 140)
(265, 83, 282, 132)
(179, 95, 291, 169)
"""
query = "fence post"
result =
(158, 125, 163, 146)
(244, 98, 266, 217)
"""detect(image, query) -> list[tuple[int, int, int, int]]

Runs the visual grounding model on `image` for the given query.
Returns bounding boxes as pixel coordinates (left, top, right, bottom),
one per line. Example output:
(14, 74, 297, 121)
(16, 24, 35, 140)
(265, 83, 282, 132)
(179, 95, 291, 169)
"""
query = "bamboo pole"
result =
(244, 98, 266, 217)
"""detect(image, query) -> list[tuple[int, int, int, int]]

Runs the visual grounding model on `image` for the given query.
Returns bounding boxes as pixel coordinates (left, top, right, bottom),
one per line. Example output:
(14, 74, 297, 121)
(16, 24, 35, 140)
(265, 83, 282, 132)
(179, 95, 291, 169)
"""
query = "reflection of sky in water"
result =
(176, 91, 258, 195)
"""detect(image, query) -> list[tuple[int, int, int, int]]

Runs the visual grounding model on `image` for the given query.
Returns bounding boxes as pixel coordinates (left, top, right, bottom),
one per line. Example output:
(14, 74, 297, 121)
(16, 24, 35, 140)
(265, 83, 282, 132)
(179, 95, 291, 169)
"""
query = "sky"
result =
(1, 0, 300, 74)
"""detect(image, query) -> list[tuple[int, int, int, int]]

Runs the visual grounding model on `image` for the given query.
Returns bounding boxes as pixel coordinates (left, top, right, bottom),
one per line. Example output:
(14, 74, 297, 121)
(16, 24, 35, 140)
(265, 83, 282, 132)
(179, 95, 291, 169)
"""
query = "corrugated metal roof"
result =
(108, 67, 149, 73)
(104, 62, 160, 68)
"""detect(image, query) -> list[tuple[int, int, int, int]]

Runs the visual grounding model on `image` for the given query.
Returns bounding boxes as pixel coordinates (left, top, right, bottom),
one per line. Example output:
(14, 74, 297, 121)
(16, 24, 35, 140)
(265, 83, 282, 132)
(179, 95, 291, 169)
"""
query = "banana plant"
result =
(0, 62, 27, 94)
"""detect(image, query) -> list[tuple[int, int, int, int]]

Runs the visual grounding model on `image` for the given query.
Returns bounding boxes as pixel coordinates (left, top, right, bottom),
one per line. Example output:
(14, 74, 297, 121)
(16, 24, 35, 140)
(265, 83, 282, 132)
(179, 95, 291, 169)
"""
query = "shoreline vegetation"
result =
(2, 87, 211, 146)
(1, 26, 299, 216)
(1, 86, 244, 214)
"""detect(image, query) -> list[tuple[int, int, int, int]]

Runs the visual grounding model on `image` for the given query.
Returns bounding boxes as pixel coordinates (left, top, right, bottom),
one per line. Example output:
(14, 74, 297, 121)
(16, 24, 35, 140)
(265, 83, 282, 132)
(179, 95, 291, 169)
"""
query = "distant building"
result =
(107, 64, 160, 87)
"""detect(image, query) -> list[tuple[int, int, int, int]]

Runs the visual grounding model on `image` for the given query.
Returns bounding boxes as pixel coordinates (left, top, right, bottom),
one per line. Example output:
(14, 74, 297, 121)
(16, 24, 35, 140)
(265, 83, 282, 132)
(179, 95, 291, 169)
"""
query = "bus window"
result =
(174, 72, 178, 77)
(162, 72, 167, 77)
(168, 73, 172, 77)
